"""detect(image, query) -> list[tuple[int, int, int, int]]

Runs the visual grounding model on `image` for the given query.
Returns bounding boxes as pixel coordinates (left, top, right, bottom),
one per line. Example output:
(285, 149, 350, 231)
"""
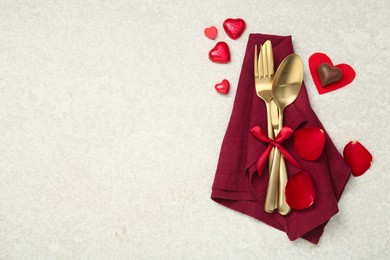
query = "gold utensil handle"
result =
(266, 101, 275, 181)
(264, 147, 280, 213)
(278, 156, 291, 215)
(269, 146, 277, 209)
(264, 102, 277, 212)
(270, 100, 279, 209)
(265, 102, 274, 140)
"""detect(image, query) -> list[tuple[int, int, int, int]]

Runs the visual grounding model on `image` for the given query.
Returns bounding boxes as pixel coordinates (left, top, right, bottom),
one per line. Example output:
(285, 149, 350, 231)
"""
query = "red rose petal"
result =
(343, 141, 372, 177)
(208, 41, 230, 64)
(204, 26, 217, 40)
(293, 127, 326, 161)
(285, 171, 316, 210)
(214, 79, 230, 94)
(223, 18, 246, 40)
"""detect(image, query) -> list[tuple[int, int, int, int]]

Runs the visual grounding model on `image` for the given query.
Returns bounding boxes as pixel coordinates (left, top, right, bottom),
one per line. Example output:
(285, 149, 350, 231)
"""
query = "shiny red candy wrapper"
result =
(209, 42, 230, 63)
(223, 18, 246, 40)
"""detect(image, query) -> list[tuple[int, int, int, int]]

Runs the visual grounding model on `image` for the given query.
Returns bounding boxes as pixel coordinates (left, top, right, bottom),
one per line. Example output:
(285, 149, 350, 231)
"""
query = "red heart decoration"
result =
(293, 127, 326, 161)
(209, 42, 230, 64)
(214, 79, 230, 94)
(285, 171, 316, 210)
(204, 26, 217, 40)
(309, 52, 356, 95)
(223, 18, 246, 40)
(343, 141, 372, 177)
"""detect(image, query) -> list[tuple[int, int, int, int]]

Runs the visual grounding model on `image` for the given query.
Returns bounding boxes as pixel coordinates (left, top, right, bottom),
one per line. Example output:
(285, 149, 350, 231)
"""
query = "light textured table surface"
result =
(1, 0, 390, 259)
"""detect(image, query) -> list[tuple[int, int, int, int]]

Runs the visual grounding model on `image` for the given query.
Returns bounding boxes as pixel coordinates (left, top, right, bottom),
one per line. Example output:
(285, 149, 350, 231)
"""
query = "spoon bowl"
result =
(272, 54, 304, 115)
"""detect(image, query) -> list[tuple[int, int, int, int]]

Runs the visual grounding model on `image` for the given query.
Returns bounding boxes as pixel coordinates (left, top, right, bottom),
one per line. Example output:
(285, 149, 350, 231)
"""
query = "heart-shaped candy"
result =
(293, 127, 326, 161)
(204, 26, 217, 40)
(343, 141, 372, 177)
(285, 171, 316, 210)
(317, 63, 342, 87)
(214, 79, 230, 94)
(223, 18, 246, 40)
(209, 42, 230, 64)
(309, 53, 356, 94)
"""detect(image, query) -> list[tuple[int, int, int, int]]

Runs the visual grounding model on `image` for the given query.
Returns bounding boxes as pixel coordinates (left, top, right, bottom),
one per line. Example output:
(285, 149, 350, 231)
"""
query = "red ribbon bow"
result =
(250, 125, 302, 176)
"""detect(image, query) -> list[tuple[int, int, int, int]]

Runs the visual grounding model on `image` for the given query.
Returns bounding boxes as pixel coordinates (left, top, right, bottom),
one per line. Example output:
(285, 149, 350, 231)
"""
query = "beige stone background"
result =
(1, 0, 390, 259)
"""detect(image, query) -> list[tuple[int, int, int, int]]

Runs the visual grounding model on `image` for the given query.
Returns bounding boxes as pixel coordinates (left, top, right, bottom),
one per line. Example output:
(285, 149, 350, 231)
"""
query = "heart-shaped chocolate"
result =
(316, 63, 343, 87)
(214, 79, 230, 94)
(223, 18, 246, 40)
(208, 41, 230, 63)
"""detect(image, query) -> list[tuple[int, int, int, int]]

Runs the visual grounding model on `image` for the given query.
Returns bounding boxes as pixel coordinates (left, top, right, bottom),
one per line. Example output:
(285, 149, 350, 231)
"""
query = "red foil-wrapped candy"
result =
(223, 18, 246, 40)
(208, 41, 230, 64)
(214, 79, 230, 94)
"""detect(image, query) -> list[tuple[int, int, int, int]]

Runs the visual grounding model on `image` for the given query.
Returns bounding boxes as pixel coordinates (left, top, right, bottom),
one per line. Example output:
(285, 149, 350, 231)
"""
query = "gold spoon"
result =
(264, 54, 303, 214)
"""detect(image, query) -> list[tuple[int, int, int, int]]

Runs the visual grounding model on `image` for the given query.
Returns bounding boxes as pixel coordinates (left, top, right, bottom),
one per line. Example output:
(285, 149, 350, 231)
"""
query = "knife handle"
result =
(265, 102, 274, 140)
(264, 147, 280, 213)
(266, 100, 279, 209)
(269, 147, 278, 209)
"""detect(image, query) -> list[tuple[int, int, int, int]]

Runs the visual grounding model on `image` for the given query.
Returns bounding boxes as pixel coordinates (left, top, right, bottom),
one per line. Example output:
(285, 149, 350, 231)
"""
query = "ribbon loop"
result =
(275, 127, 294, 143)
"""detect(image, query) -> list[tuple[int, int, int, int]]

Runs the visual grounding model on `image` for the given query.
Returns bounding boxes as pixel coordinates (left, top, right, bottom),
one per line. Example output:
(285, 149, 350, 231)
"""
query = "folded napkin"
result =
(211, 33, 351, 244)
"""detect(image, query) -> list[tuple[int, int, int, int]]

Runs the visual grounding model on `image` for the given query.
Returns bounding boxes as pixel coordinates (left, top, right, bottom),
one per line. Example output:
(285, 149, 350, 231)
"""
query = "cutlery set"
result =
(254, 41, 303, 215)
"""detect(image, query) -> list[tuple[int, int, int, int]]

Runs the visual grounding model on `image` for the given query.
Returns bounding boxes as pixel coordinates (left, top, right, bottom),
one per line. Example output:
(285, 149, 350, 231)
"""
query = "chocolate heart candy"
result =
(208, 42, 230, 63)
(214, 79, 230, 94)
(223, 18, 246, 40)
(316, 63, 343, 87)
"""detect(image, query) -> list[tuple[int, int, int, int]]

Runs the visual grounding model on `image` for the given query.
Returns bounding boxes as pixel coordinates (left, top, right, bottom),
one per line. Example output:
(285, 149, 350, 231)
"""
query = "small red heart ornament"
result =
(223, 18, 246, 40)
(209, 42, 230, 63)
(293, 127, 326, 161)
(309, 52, 356, 94)
(204, 26, 217, 40)
(214, 79, 230, 94)
(343, 141, 372, 177)
(285, 171, 316, 210)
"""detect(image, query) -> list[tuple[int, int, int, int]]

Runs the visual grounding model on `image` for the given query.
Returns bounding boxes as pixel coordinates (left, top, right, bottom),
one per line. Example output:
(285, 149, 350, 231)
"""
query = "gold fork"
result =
(254, 41, 274, 139)
(254, 41, 279, 213)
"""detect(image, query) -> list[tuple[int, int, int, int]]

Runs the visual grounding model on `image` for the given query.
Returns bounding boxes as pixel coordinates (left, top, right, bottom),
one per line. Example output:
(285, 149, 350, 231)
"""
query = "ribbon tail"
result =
(256, 145, 273, 176)
(277, 145, 302, 169)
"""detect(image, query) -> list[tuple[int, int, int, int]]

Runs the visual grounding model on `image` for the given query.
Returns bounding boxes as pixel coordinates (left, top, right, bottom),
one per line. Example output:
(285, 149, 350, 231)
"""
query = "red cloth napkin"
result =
(211, 33, 351, 244)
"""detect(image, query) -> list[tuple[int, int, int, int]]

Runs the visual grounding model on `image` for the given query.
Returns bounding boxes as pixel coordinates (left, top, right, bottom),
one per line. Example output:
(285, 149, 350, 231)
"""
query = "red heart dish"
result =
(293, 127, 325, 161)
(204, 26, 217, 40)
(209, 42, 230, 64)
(214, 79, 230, 94)
(285, 171, 316, 210)
(343, 141, 372, 177)
(309, 52, 356, 95)
(223, 18, 246, 40)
